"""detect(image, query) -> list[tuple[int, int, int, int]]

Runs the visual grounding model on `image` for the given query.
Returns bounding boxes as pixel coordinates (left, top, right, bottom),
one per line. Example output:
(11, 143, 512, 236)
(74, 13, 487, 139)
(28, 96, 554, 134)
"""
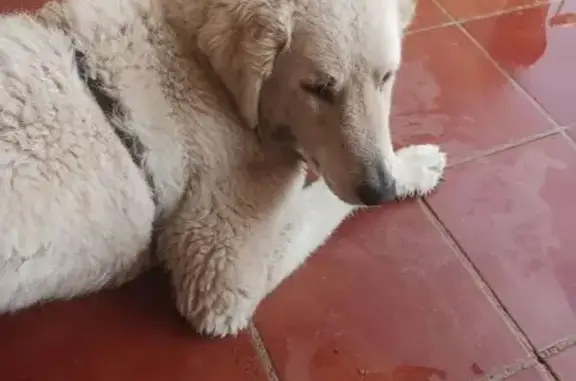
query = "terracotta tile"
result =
(547, 346, 576, 380)
(464, 3, 576, 126)
(0, 0, 47, 13)
(255, 201, 529, 381)
(427, 135, 576, 348)
(0, 272, 267, 381)
(435, 0, 550, 20)
(407, 0, 451, 32)
(392, 26, 553, 163)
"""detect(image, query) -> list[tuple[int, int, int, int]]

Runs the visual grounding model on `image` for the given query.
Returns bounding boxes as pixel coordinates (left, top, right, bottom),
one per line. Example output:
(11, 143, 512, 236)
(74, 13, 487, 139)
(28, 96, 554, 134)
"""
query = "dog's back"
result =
(0, 13, 155, 310)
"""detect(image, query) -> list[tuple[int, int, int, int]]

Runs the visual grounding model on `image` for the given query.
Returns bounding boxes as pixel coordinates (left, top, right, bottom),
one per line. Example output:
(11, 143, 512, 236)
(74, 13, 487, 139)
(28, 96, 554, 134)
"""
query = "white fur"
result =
(0, 0, 445, 337)
(393, 145, 447, 198)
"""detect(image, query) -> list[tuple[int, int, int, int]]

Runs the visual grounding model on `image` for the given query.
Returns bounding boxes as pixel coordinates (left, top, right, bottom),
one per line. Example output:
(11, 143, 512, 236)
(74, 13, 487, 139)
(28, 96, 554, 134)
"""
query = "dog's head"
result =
(197, 0, 415, 206)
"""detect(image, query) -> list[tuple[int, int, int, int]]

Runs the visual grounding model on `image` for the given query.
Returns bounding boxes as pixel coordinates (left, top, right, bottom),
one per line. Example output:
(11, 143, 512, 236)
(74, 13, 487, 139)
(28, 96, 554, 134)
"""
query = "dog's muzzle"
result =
(355, 163, 397, 206)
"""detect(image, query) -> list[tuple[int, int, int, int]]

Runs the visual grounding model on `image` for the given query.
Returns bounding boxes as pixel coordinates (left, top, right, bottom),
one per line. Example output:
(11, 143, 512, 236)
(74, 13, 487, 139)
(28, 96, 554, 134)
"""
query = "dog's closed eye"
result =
(374, 71, 394, 91)
(301, 75, 337, 103)
(380, 71, 392, 85)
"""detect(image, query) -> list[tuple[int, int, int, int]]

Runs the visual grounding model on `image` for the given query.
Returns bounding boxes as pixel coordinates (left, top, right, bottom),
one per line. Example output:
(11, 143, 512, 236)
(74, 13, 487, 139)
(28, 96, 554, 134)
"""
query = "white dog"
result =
(0, 0, 445, 336)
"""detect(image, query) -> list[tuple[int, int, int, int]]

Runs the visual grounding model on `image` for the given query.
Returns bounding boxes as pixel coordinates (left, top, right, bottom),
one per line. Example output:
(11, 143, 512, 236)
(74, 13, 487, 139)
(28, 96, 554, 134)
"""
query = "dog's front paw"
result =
(392, 144, 446, 198)
(172, 266, 263, 338)
(193, 305, 251, 338)
(177, 289, 256, 337)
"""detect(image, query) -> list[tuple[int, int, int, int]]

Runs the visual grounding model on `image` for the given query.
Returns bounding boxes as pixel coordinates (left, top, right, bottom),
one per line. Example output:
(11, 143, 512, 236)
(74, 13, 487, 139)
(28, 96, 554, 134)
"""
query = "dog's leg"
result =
(159, 179, 354, 337)
(261, 179, 355, 290)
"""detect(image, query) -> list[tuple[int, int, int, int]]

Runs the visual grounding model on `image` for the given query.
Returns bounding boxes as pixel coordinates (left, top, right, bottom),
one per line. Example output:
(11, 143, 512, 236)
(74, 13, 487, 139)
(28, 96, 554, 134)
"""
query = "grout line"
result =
(418, 200, 562, 380)
(446, 130, 560, 169)
(473, 360, 560, 381)
(248, 321, 281, 381)
(405, 1, 575, 165)
(538, 335, 576, 360)
(407, 0, 552, 36)
(473, 357, 538, 381)
(536, 364, 561, 381)
(418, 201, 540, 354)
(433, 0, 553, 26)
(419, 11, 571, 377)
(555, 126, 576, 153)
(407, 3, 573, 380)
(406, 20, 458, 35)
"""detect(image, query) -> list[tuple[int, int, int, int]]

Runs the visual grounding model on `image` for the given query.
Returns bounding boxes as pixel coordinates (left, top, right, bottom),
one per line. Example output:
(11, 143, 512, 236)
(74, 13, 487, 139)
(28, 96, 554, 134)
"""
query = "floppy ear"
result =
(398, 0, 416, 31)
(197, 0, 292, 129)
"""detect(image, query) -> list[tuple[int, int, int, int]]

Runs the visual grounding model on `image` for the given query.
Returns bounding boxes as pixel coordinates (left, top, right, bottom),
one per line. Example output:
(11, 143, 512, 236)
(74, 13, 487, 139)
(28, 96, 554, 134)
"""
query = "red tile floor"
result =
(1, 0, 575, 380)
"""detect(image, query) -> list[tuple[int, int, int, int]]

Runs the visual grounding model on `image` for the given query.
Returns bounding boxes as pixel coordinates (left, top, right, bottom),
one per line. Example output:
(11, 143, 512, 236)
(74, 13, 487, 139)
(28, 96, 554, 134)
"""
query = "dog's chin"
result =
(323, 177, 361, 205)
(292, 147, 359, 206)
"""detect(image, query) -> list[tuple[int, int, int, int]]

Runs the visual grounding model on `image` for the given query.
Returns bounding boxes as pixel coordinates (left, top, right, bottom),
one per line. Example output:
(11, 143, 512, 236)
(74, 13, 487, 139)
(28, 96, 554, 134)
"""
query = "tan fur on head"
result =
(195, 0, 416, 204)
(196, 0, 293, 129)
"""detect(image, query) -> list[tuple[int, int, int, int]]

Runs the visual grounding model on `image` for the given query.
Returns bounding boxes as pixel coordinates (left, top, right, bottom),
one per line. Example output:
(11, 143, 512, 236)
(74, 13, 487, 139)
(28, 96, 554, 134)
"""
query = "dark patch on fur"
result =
(271, 124, 297, 144)
(73, 49, 158, 206)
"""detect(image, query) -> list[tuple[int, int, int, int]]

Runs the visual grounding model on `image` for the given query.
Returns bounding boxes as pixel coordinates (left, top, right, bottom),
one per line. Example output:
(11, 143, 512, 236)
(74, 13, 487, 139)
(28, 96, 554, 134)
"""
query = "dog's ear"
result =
(197, 0, 292, 129)
(398, 0, 416, 31)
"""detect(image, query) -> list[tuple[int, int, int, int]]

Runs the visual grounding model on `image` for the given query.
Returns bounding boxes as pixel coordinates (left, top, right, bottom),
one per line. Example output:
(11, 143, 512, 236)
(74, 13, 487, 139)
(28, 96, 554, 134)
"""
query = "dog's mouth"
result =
(294, 147, 320, 175)
(268, 124, 321, 174)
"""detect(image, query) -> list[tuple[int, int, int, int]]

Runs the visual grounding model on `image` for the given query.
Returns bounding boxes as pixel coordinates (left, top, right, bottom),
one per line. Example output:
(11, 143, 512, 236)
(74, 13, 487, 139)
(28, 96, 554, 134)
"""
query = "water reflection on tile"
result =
(428, 135, 576, 347)
(392, 26, 553, 163)
(464, 3, 576, 126)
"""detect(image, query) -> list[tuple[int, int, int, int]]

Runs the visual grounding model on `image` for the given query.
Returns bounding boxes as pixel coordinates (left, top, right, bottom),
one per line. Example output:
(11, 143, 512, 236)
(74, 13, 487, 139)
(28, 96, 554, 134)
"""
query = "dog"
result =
(0, 0, 445, 337)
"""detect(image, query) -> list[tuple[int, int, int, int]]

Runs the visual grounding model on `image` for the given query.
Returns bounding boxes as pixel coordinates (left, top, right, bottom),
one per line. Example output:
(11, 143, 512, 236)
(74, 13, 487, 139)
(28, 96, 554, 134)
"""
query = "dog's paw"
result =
(179, 293, 256, 337)
(391, 144, 446, 198)
(175, 281, 260, 338)
(192, 305, 252, 338)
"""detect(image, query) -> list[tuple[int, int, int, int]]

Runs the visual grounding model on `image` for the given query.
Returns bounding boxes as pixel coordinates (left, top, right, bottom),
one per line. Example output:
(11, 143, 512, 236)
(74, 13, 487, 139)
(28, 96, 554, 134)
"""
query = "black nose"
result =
(355, 164, 396, 206)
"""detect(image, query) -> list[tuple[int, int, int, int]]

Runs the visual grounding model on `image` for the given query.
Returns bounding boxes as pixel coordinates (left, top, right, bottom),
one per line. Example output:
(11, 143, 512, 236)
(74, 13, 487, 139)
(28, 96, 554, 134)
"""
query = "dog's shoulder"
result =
(31, 0, 289, 215)
(0, 11, 79, 132)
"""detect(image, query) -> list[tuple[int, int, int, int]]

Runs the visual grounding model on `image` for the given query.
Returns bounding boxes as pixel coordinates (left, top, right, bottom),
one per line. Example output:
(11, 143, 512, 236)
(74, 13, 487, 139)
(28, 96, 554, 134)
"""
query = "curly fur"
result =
(0, 0, 445, 337)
